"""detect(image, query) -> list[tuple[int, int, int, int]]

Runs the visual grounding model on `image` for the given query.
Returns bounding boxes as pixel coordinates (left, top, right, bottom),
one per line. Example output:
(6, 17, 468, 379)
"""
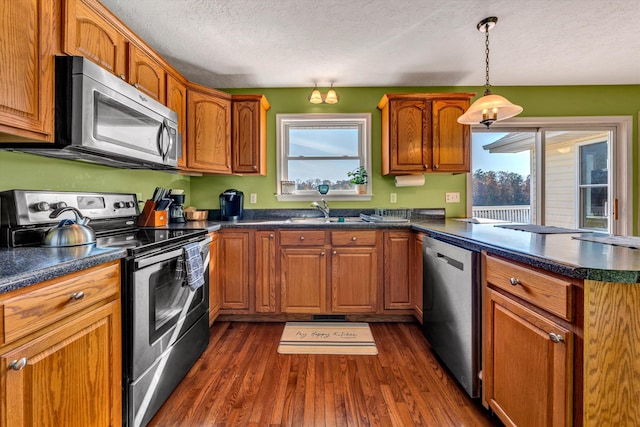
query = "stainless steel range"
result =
(0, 190, 211, 427)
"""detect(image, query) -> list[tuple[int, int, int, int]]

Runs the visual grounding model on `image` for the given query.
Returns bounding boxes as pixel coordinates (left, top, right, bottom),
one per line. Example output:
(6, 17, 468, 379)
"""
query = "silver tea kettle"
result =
(43, 206, 96, 247)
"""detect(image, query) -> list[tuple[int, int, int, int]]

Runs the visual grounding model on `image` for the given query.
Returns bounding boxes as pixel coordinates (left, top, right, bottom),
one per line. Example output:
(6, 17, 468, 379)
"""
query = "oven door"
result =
(127, 236, 210, 380)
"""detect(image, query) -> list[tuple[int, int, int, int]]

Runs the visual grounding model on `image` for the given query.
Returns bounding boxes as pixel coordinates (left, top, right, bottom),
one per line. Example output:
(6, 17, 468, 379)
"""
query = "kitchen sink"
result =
(286, 217, 365, 224)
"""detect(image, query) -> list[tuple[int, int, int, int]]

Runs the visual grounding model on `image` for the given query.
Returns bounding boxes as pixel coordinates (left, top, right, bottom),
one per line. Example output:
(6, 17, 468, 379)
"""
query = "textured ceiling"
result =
(100, 0, 640, 89)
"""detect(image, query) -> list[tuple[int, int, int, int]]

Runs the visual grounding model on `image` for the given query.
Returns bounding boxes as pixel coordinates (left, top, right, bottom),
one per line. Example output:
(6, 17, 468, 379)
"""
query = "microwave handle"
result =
(157, 119, 175, 161)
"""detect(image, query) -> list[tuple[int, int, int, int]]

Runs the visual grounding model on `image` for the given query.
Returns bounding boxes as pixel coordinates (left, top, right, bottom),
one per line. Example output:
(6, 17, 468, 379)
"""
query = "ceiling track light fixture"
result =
(457, 16, 523, 128)
(308, 83, 339, 104)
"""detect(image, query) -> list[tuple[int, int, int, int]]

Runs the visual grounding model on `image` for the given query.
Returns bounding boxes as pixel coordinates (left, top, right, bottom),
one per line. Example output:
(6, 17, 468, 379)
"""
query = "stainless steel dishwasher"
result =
(422, 236, 480, 397)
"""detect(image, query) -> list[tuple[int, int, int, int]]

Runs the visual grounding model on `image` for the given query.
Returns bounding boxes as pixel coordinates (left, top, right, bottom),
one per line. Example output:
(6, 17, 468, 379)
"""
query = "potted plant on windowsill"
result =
(347, 166, 368, 194)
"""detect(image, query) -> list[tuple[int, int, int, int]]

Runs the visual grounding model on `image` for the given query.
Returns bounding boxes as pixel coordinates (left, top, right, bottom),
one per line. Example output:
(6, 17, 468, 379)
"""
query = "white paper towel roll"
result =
(394, 174, 425, 187)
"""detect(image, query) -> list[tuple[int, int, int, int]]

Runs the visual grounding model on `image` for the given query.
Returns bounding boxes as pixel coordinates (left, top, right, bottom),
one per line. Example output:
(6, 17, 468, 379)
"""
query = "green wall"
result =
(1, 85, 639, 222)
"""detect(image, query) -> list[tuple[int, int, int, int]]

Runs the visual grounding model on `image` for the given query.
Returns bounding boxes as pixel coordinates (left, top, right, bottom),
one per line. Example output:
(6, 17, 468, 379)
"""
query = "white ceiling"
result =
(100, 0, 640, 89)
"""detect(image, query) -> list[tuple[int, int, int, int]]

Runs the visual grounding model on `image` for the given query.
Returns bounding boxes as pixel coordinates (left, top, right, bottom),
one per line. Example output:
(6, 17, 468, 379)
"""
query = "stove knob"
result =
(33, 202, 51, 212)
(114, 201, 126, 209)
(52, 201, 67, 210)
(125, 201, 136, 208)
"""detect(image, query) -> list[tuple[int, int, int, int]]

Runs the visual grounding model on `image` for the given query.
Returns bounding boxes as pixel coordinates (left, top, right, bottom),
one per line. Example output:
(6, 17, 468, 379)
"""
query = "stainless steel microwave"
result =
(5, 56, 178, 170)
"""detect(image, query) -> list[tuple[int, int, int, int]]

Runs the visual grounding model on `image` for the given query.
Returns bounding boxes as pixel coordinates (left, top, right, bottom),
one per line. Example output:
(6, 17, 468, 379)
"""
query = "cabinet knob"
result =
(9, 358, 27, 371)
(227, 164, 231, 168)
(352, 236, 357, 241)
(320, 251, 325, 256)
(423, 165, 428, 169)
(434, 164, 439, 169)
(509, 278, 521, 286)
(70, 291, 85, 301)
(269, 234, 274, 238)
(333, 250, 337, 255)
(252, 165, 257, 170)
(119, 74, 126, 80)
(300, 236, 305, 241)
(549, 333, 564, 343)
(133, 82, 140, 89)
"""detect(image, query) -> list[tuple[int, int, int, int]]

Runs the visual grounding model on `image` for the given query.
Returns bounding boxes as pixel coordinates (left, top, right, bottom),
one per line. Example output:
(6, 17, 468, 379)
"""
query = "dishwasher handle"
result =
(425, 247, 465, 271)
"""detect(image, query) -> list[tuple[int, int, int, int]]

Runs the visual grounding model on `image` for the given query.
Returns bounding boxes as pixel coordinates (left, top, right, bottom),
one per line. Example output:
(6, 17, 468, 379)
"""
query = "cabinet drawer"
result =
(279, 230, 325, 246)
(485, 255, 574, 321)
(331, 230, 377, 246)
(1, 262, 120, 344)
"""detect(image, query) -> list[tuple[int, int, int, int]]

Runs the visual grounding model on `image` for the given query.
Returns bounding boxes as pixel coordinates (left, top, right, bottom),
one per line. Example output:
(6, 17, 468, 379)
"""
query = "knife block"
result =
(137, 200, 168, 227)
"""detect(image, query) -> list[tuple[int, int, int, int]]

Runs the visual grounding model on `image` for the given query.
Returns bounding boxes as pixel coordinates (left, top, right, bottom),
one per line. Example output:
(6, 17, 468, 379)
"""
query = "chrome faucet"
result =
(311, 199, 330, 219)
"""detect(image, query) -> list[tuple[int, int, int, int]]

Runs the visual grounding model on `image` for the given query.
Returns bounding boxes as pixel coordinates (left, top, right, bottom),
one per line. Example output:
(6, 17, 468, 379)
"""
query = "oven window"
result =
(148, 258, 206, 341)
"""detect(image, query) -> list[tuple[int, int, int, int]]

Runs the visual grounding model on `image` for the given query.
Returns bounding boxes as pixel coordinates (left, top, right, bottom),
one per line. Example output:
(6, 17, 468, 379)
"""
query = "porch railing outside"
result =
(472, 205, 531, 223)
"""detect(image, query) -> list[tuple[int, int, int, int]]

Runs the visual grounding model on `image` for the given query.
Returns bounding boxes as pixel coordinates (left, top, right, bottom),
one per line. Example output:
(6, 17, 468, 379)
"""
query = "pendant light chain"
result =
(484, 22, 492, 94)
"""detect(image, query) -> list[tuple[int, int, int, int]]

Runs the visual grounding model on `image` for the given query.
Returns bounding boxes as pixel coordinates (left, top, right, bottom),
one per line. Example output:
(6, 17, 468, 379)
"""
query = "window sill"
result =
(276, 193, 373, 202)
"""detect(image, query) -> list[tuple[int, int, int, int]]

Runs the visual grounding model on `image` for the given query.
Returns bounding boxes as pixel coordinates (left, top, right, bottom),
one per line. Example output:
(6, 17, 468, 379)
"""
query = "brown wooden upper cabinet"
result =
(231, 95, 270, 175)
(0, 0, 54, 142)
(128, 44, 166, 103)
(186, 83, 232, 174)
(377, 93, 474, 175)
(166, 74, 188, 168)
(62, 0, 128, 80)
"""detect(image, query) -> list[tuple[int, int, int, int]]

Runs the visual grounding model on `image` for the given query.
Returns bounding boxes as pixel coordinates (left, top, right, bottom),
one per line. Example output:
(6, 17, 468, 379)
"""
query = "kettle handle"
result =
(49, 206, 91, 226)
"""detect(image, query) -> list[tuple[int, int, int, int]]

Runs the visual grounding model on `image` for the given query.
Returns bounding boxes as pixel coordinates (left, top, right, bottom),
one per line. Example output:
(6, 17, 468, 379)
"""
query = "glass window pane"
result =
(580, 141, 608, 185)
(289, 128, 359, 157)
(580, 186, 608, 231)
(288, 159, 360, 190)
(472, 132, 533, 223)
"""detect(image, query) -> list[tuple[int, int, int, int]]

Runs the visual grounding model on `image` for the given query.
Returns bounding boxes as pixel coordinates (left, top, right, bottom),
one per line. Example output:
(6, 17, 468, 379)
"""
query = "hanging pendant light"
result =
(457, 17, 523, 128)
(308, 84, 323, 104)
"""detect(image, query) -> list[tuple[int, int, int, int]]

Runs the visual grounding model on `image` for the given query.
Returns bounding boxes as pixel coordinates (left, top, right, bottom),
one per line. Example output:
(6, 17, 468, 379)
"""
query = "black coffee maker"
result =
(219, 189, 244, 220)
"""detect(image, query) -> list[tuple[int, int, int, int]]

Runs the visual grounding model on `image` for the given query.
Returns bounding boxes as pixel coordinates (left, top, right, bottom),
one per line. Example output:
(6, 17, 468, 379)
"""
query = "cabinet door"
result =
(62, 0, 127, 79)
(0, 0, 54, 141)
(389, 99, 431, 173)
(128, 44, 166, 103)
(218, 231, 250, 311)
(1, 301, 121, 427)
(331, 247, 378, 313)
(280, 247, 327, 313)
(187, 89, 232, 174)
(411, 233, 424, 322)
(431, 99, 470, 173)
(383, 231, 412, 310)
(232, 97, 268, 175)
(208, 232, 220, 325)
(485, 289, 573, 427)
(167, 74, 188, 169)
(255, 230, 277, 313)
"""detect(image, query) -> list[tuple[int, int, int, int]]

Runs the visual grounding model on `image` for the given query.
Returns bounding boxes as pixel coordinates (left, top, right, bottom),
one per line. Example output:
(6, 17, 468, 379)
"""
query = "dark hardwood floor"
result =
(149, 321, 502, 426)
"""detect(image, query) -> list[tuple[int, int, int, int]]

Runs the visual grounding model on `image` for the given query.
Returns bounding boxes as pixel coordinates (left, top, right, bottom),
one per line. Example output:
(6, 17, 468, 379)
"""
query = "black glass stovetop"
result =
(96, 227, 206, 255)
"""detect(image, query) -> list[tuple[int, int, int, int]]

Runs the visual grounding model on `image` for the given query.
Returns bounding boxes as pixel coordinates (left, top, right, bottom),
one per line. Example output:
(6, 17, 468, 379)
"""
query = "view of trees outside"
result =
(296, 178, 353, 191)
(473, 170, 530, 206)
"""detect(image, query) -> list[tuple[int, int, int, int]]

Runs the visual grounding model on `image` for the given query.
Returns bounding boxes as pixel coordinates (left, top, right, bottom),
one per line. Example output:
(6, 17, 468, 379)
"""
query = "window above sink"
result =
(276, 113, 372, 201)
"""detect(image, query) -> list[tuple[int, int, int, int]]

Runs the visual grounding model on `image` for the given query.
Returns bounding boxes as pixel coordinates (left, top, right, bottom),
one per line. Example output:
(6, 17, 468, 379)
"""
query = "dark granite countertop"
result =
(0, 245, 126, 295)
(3, 211, 640, 295)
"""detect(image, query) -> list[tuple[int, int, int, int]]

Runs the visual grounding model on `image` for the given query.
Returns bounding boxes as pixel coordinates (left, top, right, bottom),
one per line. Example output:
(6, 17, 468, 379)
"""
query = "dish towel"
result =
(182, 242, 205, 290)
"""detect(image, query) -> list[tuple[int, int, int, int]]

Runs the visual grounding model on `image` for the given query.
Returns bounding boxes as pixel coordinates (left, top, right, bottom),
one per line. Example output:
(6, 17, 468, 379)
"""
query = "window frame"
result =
(276, 113, 372, 201)
(468, 116, 632, 235)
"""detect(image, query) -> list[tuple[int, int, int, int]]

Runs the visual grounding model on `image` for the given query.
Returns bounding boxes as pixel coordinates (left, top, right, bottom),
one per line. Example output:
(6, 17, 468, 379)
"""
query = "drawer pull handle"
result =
(300, 236, 305, 241)
(509, 278, 521, 286)
(549, 333, 564, 343)
(70, 291, 85, 301)
(352, 237, 357, 241)
(9, 358, 27, 371)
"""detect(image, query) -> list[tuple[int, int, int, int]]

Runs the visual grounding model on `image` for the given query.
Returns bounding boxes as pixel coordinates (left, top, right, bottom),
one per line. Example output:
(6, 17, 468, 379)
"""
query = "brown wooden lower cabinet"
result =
(218, 230, 251, 311)
(383, 230, 412, 310)
(331, 246, 378, 313)
(280, 246, 327, 313)
(483, 252, 576, 427)
(0, 261, 122, 427)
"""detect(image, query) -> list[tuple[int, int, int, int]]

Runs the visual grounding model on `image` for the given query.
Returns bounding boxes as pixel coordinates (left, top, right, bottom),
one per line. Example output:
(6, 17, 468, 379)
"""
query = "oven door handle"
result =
(135, 236, 211, 269)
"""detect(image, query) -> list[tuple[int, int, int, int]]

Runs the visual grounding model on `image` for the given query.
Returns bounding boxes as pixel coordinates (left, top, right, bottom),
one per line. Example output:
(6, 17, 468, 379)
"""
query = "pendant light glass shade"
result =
(324, 86, 339, 104)
(308, 86, 323, 104)
(457, 17, 522, 128)
(457, 92, 523, 128)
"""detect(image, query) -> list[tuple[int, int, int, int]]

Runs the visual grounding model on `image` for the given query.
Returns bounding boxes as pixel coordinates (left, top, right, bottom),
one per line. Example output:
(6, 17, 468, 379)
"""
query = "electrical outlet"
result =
(390, 193, 397, 203)
(250, 193, 257, 204)
(445, 192, 460, 203)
